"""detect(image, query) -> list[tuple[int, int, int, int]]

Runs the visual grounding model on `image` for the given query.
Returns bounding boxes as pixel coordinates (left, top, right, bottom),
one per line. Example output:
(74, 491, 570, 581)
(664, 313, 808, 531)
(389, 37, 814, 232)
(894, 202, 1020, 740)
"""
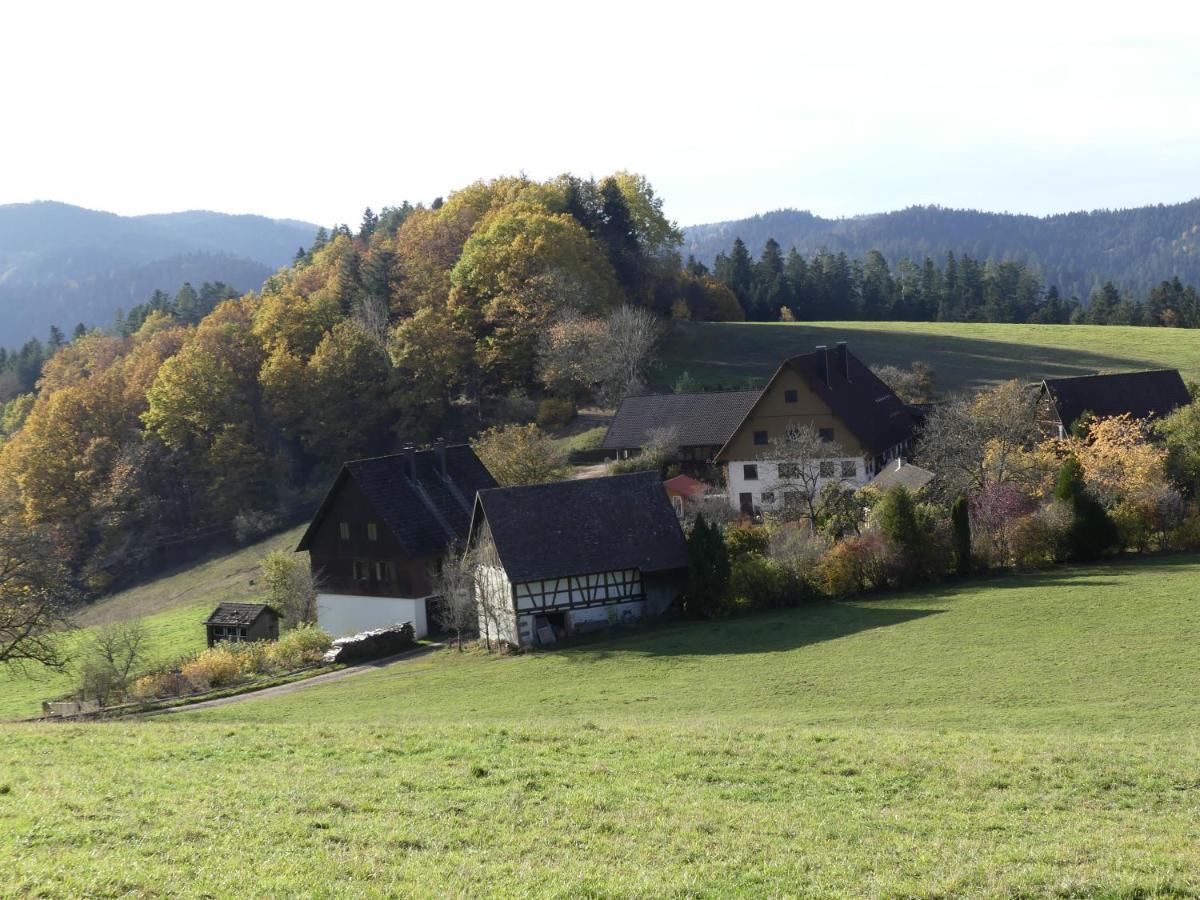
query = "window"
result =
(239, 627, 247, 638)
(212, 626, 224, 638)
(819, 428, 835, 443)
(742, 464, 758, 481)
(841, 460, 857, 478)
(353, 560, 371, 581)
(339, 521, 350, 540)
(778, 462, 800, 478)
(367, 523, 378, 542)
(819, 460, 836, 478)
(784, 389, 798, 403)
(760, 491, 776, 504)
(374, 561, 394, 582)
(753, 429, 768, 446)
(783, 490, 802, 511)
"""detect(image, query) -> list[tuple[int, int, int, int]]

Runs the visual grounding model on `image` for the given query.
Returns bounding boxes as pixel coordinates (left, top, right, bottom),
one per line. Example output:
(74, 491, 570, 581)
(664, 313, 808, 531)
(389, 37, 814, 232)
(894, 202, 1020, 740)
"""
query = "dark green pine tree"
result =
(951, 494, 971, 575)
(47, 325, 65, 351)
(359, 207, 378, 241)
(724, 238, 754, 315)
(1055, 457, 1118, 561)
(683, 514, 730, 618)
(173, 282, 200, 323)
(598, 178, 645, 301)
(73, 322, 87, 341)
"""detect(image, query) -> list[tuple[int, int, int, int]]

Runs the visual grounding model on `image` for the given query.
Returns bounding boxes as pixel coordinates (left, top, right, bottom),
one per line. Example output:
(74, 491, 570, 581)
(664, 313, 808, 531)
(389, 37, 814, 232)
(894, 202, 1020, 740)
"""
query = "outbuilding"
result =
(203, 603, 281, 647)
(468, 472, 689, 648)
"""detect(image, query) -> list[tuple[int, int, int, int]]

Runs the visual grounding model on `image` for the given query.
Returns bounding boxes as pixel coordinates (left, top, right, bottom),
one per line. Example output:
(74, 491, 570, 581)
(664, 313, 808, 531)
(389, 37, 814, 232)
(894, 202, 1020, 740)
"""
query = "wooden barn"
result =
(1036, 369, 1192, 438)
(468, 472, 688, 648)
(296, 442, 496, 639)
(203, 603, 281, 647)
(600, 390, 760, 472)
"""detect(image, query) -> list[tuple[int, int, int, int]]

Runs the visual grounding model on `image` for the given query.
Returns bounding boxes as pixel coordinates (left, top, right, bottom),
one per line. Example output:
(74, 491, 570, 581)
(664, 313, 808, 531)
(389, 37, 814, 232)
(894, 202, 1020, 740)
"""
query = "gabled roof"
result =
(867, 460, 935, 494)
(716, 344, 915, 460)
(470, 472, 688, 584)
(296, 445, 497, 557)
(1040, 370, 1191, 430)
(600, 390, 760, 450)
(203, 602, 279, 627)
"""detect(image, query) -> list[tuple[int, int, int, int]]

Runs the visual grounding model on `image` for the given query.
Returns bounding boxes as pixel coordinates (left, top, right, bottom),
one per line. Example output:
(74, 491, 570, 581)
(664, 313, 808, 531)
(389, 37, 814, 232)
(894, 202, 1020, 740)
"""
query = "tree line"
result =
(698, 238, 1200, 326)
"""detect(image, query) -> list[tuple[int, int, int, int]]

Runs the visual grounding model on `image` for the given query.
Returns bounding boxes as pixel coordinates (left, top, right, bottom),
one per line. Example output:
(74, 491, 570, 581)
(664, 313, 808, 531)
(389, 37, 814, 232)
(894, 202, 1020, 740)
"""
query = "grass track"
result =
(3, 554, 1200, 895)
(656, 320, 1200, 394)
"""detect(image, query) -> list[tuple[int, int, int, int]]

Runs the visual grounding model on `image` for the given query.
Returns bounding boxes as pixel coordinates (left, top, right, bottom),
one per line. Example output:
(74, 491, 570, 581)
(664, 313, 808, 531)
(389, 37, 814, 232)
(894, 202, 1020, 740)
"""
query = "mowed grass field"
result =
(0, 526, 304, 720)
(656, 320, 1200, 394)
(4, 555, 1200, 896)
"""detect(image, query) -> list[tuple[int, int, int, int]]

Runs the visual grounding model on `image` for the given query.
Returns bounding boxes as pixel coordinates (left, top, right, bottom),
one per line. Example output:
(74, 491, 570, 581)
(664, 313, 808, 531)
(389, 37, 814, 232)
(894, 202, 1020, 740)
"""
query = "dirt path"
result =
(146, 641, 445, 716)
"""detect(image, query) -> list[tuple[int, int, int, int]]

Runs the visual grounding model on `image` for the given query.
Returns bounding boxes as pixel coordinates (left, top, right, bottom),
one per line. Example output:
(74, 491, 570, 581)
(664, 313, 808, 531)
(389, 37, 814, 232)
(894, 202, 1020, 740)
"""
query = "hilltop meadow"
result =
(3, 555, 1200, 897)
(655, 320, 1200, 394)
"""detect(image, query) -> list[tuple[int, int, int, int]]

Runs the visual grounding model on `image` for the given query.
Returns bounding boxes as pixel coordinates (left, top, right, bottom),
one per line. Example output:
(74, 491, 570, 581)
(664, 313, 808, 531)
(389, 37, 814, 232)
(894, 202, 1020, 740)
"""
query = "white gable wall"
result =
(317, 593, 429, 639)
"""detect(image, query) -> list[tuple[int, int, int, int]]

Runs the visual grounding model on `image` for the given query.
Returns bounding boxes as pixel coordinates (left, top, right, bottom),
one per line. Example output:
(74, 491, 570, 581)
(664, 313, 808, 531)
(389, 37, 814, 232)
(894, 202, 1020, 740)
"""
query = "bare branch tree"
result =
(76, 620, 150, 704)
(431, 542, 477, 651)
(593, 305, 662, 405)
(764, 423, 848, 524)
(351, 295, 392, 352)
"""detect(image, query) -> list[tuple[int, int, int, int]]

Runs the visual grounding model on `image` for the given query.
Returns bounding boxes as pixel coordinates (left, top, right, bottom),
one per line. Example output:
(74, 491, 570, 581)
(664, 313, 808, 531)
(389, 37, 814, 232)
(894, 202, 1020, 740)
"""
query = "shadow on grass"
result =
(563, 603, 942, 659)
(656, 322, 1167, 394)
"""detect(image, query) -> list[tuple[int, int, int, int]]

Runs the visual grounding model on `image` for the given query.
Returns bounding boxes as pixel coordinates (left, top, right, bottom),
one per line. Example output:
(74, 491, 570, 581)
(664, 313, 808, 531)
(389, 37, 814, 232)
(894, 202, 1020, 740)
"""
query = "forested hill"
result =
(681, 201, 1200, 300)
(0, 202, 318, 344)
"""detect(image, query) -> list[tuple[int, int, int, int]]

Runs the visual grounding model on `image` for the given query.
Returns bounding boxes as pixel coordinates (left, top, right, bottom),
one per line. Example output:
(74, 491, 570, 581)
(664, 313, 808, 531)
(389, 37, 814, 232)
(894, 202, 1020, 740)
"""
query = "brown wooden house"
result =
(296, 442, 496, 639)
(1036, 369, 1192, 439)
(203, 603, 281, 647)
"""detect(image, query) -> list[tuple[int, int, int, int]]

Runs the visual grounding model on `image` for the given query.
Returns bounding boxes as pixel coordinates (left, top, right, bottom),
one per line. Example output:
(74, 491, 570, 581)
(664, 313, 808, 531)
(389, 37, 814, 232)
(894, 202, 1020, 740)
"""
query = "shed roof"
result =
(1041, 370, 1191, 430)
(296, 445, 497, 557)
(471, 472, 688, 584)
(867, 460, 935, 494)
(203, 602, 279, 627)
(601, 390, 760, 450)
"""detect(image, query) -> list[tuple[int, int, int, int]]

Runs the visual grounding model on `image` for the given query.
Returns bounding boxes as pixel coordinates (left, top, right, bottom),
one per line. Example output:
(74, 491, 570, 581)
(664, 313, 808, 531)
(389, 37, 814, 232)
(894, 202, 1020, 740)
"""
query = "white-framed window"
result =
(841, 460, 857, 478)
(374, 561, 393, 582)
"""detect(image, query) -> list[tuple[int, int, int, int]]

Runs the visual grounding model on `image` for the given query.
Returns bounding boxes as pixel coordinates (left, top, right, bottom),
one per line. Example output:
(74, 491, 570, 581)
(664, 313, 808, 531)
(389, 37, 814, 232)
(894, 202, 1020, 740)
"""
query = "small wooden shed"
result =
(203, 603, 281, 647)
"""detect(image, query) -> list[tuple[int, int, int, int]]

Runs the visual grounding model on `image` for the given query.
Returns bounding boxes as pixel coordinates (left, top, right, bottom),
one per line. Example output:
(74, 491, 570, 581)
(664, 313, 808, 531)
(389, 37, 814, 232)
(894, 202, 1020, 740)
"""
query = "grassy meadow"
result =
(655, 320, 1200, 394)
(0, 526, 304, 720)
(3, 554, 1200, 896)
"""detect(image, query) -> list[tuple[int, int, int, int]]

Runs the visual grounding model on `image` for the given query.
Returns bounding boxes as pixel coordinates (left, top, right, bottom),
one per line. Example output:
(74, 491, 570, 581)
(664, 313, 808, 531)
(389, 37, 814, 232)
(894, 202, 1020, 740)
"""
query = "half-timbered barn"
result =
(1035, 369, 1192, 439)
(468, 472, 688, 648)
(296, 442, 496, 639)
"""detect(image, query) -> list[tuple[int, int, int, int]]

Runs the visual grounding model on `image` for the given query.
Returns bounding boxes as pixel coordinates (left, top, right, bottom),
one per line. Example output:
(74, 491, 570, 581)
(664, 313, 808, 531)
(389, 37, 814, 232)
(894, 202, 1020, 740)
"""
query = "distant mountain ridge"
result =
(681, 201, 1200, 301)
(0, 201, 318, 344)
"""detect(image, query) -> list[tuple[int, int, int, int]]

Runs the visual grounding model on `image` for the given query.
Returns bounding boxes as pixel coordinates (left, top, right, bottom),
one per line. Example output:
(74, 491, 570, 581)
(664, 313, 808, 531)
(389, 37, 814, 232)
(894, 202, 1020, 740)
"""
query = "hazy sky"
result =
(2, 1, 1197, 227)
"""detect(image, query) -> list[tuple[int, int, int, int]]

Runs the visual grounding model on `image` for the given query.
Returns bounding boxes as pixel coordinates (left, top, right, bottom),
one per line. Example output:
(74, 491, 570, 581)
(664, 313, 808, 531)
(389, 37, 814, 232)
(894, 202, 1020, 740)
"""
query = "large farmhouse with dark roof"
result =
(715, 342, 916, 515)
(600, 390, 760, 470)
(296, 442, 496, 638)
(1036, 369, 1192, 438)
(468, 472, 688, 648)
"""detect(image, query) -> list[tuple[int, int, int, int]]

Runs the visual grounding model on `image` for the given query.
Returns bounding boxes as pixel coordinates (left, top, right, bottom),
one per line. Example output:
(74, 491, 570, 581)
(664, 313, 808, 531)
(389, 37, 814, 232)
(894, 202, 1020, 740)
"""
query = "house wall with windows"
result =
(726, 457, 868, 515)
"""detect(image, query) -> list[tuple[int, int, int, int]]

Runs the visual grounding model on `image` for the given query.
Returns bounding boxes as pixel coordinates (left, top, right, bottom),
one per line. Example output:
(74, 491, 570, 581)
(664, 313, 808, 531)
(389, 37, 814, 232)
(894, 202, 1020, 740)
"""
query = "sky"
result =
(1, 1, 1198, 228)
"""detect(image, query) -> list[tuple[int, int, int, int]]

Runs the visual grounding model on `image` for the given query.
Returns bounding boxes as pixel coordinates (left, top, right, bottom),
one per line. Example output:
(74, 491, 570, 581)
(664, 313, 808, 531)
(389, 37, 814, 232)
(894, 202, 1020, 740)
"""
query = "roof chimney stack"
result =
(836, 341, 850, 381)
(402, 443, 417, 481)
(434, 437, 447, 478)
(815, 345, 830, 388)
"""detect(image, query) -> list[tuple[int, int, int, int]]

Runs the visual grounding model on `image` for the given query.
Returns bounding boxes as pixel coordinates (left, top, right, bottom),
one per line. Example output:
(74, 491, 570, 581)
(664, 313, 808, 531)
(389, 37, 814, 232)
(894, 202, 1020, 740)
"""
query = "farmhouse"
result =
(715, 342, 915, 515)
(203, 603, 280, 647)
(469, 472, 688, 648)
(1036, 369, 1192, 438)
(600, 389, 760, 471)
(296, 442, 496, 639)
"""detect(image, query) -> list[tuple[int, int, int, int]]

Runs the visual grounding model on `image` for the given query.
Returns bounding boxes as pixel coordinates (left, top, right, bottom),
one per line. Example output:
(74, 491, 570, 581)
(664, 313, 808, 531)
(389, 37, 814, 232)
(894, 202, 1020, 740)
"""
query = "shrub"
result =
(728, 555, 809, 610)
(535, 397, 575, 429)
(267, 624, 332, 669)
(1055, 457, 1118, 560)
(951, 494, 972, 574)
(682, 514, 730, 618)
(180, 645, 247, 691)
(815, 533, 895, 597)
(1008, 514, 1056, 569)
(766, 522, 826, 575)
(724, 524, 770, 562)
(130, 671, 192, 702)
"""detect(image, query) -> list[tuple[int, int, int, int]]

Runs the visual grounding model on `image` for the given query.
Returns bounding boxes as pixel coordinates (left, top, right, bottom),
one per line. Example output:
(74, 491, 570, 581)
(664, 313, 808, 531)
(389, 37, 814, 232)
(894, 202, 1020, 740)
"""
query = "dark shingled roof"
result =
(718, 344, 915, 459)
(1041, 370, 1192, 431)
(601, 390, 760, 450)
(203, 603, 279, 627)
(470, 472, 688, 584)
(296, 445, 497, 557)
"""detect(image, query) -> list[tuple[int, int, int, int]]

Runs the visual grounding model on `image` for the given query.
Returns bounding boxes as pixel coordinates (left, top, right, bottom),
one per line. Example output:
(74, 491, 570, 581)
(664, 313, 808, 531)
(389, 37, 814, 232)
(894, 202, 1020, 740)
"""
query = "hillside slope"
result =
(682, 201, 1200, 300)
(3, 555, 1200, 894)
(655, 320, 1200, 394)
(0, 201, 317, 343)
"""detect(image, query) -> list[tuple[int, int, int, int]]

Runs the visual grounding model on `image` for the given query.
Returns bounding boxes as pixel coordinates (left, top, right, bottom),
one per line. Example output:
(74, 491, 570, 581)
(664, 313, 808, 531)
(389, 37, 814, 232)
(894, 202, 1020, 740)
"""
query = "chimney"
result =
(434, 437, 447, 478)
(402, 443, 416, 481)
(836, 341, 850, 381)
(815, 345, 830, 387)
